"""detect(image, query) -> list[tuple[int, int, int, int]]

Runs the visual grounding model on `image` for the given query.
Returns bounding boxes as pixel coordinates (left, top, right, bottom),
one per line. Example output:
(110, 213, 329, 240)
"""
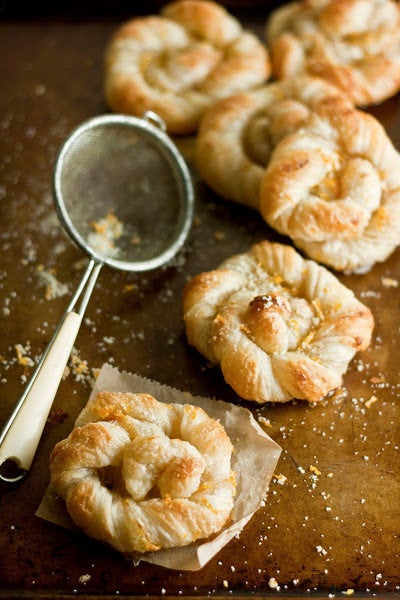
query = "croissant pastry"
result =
(183, 241, 374, 404)
(195, 76, 351, 209)
(259, 103, 400, 272)
(266, 0, 400, 107)
(104, 0, 270, 135)
(50, 391, 236, 553)
(195, 75, 351, 210)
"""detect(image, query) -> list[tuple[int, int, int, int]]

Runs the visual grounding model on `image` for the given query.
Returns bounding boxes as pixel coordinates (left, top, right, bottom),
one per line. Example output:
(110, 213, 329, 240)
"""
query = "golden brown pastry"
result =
(266, 0, 400, 107)
(183, 241, 374, 404)
(50, 391, 236, 553)
(104, 0, 270, 135)
(195, 75, 351, 209)
(259, 103, 400, 272)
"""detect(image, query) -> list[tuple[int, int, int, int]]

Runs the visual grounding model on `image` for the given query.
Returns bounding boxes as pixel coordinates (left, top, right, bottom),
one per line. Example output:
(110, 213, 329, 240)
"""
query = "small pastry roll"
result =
(266, 0, 400, 107)
(183, 241, 374, 403)
(104, 0, 270, 135)
(50, 391, 235, 553)
(259, 104, 400, 272)
(195, 75, 351, 209)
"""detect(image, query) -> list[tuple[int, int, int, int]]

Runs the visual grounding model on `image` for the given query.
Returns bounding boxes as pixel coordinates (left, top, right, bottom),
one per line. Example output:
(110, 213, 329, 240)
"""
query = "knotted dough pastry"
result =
(259, 104, 400, 272)
(195, 75, 351, 209)
(50, 391, 236, 553)
(104, 0, 270, 135)
(266, 0, 400, 107)
(183, 241, 374, 404)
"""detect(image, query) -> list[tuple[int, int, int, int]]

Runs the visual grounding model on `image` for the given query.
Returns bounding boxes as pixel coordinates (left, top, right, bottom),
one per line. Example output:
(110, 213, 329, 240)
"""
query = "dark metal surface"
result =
(0, 7, 399, 598)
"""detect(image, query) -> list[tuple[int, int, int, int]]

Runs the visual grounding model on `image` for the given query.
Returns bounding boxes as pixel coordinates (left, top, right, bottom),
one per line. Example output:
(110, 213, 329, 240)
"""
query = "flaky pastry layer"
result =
(50, 391, 235, 553)
(183, 241, 374, 403)
(104, 0, 270, 134)
(266, 0, 400, 107)
(195, 75, 352, 209)
(260, 103, 400, 272)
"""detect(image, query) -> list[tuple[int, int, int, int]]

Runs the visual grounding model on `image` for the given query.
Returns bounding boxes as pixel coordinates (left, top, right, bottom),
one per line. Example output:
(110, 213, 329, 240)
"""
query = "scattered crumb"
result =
(273, 473, 287, 485)
(124, 284, 137, 292)
(47, 408, 68, 425)
(258, 416, 272, 428)
(316, 545, 328, 556)
(37, 265, 68, 300)
(68, 348, 98, 387)
(15, 343, 34, 367)
(268, 577, 280, 590)
(365, 395, 378, 409)
(381, 276, 398, 288)
(309, 465, 321, 476)
(88, 212, 123, 257)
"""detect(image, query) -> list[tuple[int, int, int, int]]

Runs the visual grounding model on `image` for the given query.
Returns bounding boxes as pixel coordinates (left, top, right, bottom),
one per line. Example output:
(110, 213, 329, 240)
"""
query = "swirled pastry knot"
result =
(266, 0, 400, 107)
(104, 0, 270, 135)
(259, 103, 400, 272)
(183, 241, 374, 404)
(195, 75, 352, 209)
(50, 391, 236, 553)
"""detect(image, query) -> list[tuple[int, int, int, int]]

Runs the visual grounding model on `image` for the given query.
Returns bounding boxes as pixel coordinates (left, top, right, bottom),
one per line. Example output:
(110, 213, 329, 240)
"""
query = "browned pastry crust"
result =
(50, 391, 235, 553)
(259, 103, 400, 272)
(195, 75, 352, 209)
(183, 241, 374, 403)
(104, 0, 270, 135)
(266, 0, 400, 107)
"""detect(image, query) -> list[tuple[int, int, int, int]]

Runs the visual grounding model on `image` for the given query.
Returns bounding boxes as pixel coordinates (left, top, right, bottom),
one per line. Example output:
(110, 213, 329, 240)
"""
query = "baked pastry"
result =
(183, 241, 374, 403)
(259, 103, 400, 272)
(50, 391, 236, 553)
(266, 0, 400, 107)
(195, 75, 351, 209)
(104, 0, 270, 135)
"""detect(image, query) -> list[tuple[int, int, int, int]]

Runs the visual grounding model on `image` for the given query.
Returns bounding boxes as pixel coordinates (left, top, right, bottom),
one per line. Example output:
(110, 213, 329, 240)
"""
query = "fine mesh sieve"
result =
(0, 112, 194, 482)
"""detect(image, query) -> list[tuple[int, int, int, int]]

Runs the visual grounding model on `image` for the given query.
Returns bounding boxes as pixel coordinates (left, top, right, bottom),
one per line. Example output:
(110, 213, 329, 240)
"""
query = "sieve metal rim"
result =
(52, 112, 194, 273)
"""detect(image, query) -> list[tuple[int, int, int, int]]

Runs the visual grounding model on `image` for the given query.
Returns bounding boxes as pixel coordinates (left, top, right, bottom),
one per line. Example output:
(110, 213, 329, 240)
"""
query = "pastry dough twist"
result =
(183, 241, 374, 403)
(50, 391, 235, 553)
(195, 76, 351, 209)
(104, 0, 270, 134)
(266, 0, 400, 106)
(259, 104, 400, 272)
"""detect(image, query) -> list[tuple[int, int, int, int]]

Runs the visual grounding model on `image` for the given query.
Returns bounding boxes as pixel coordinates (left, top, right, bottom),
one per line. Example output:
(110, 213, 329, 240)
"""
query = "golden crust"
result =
(104, 0, 270, 135)
(266, 0, 400, 107)
(50, 391, 235, 554)
(259, 103, 400, 272)
(183, 241, 374, 403)
(195, 75, 352, 209)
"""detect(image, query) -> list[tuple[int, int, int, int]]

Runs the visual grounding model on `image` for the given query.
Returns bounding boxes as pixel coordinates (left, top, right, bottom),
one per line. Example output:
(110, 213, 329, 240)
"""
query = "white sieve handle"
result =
(0, 311, 82, 477)
(0, 259, 102, 482)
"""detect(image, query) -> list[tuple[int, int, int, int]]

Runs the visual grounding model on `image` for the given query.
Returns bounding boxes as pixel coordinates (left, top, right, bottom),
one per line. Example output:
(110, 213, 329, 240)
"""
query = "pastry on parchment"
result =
(104, 0, 270, 135)
(195, 75, 352, 210)
(259, 103, 400, 273)
(183, 241, 374, 404)
(266, 0, 400, 107)
(50, 391, 235, 553)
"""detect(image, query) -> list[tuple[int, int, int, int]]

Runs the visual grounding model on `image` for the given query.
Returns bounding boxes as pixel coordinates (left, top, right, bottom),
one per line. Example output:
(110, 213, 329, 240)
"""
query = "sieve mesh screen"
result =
(57, 122, 185, 263)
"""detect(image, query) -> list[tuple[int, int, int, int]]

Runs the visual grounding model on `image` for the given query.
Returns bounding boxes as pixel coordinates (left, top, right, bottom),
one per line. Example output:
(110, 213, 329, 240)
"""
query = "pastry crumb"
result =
(37, 265, 68, 300)
(88, 212, 123, 257)
(381, 276, 398, 288)
(15, 343, 34, 367)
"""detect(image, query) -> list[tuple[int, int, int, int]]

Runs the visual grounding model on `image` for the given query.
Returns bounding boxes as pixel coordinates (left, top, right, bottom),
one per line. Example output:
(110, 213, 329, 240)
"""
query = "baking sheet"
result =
(0, 4, 399, 597)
